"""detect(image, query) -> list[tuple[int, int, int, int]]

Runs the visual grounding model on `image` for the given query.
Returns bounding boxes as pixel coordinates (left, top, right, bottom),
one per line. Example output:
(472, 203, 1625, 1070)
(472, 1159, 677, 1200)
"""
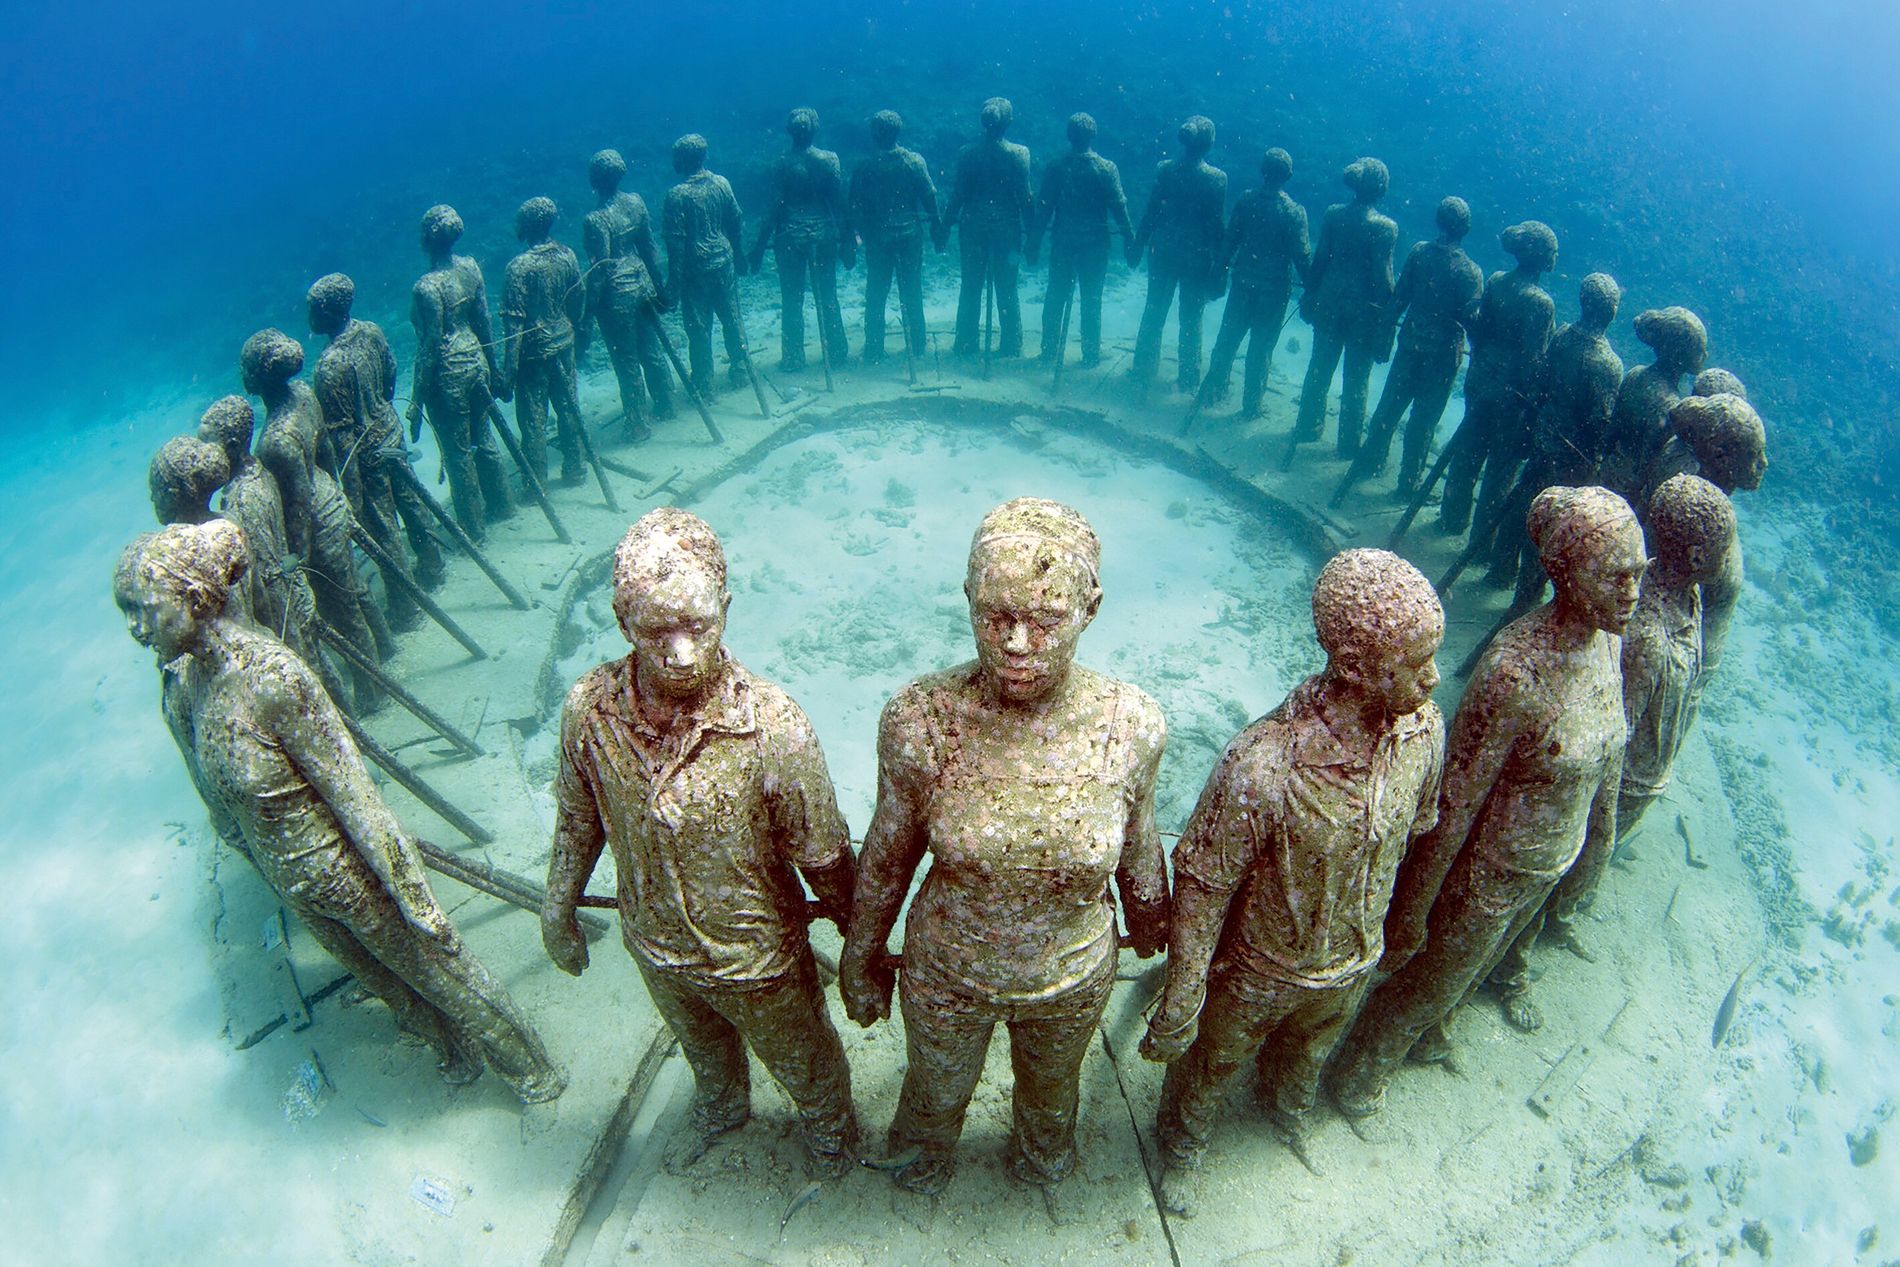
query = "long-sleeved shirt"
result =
(1136, 157, 1226, 271)
(312, 319, 403, 459)
(1223, 187, 1310, 292)
(503, 241, 584, 360)
(1621, 582, 1703, 800)
(583, 192, 663, 317)
(663, 170, 744, 278)
(1387, 239, 1482, 360)
(755, 146, 847, 251)
(1031, 150, 1133, 250)
(850, 145, 939, 245)
(1304, 202, 1398, 342)
(943, 137, 1033, 243)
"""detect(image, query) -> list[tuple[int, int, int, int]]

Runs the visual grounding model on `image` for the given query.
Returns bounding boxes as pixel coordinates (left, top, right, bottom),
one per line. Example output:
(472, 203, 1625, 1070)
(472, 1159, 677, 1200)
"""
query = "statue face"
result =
(1722, 444, 1767, 493)
(119, 583, 198, 662)
(965, 541, 1099, 706)
(1563, 524, 1648, 635)
(1342, 620, 1444, 718)
(620, 566, 728, 702)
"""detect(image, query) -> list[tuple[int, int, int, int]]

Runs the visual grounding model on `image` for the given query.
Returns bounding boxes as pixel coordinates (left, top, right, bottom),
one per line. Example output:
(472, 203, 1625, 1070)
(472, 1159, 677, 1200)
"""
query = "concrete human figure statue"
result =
(242, 328, 391, 711)
(940, 97, 1034, 358)
(581, 148, 673, 439)
(1028, 112, 1134, 368)
(542, 509, 859, 1177)
(308, 272, 443, 631)
(502, 197, 588, 486)
(751, 108, 851, 373)
(1485, 273, 1627, 608)
(1341, 196, 1483, 496)
(1597, 306, 1707, 507)
(1290, 158, 1398, 461)
(116, 520, 566, 1104)
(1199, 147, 1310, 418)
(1616, 475, 1735, 837)
(850, 110, 941, 365)
(1129, 115, 1227, 395)
(1330, 486, 1640, 1098)
(840, 498, 1170, 1203)
(1141, 550, 1446, 1217)
(149, 436, 230, 527)
(1437, 221, 1558, 541)
(407, 204, 513, 538)
(663, 135, 752, 400)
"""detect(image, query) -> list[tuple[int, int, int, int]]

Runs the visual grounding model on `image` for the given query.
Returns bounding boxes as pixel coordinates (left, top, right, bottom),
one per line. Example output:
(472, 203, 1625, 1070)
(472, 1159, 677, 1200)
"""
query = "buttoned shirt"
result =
(1621, 583, 1703, 799)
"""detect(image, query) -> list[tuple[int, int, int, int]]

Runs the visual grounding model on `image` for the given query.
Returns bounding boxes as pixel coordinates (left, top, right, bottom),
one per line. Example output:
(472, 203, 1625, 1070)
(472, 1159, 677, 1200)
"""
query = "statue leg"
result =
(1399, 350, 1459, 494)
(953, 230, 984, 354)
(895, 236, 927, 357)
(992, 237, 1023, 357)
(1436, 400, 1494, 534)
(712, 266, 749, 389)
(679, 275, 717, 399)
(424, 394, 484, 540)
(1155, 965, 1291, 1169)
(1337, 341, 1374, 460)
(1294, 327, 1346, 442)
(814, 238, 847, 367)
(548, 348, 586, 485)
(775, 242, 807, 370)
(636, 956, 753, 1160)
(1075, 239, 1106, 365)
(1175, 273, 1207, 395)
(600, 308, 645, 425)
(354, 465, 419, 629)
(632, 308, 674, 418)
(1240, 289, 1287, 417)
(1202, 282, 1251, 406)
(515, 355, 552, 483)
(862, 240, 894, 362)
(1040, 246, 1076, 362)
(1252, 974, 1372, 1123)
(1131, 264, 1176, 384)
(463, 379, 513, 524)
(720, 954, 857, 1174)
(887, 977, 995, 1193)
(1001, 962, 1113, 1188)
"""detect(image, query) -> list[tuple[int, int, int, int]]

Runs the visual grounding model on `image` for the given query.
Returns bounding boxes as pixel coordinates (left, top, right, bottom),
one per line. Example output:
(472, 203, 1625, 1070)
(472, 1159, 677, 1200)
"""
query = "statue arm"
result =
(750, 166, 782, 269)
(763, 696, 855, 932)
(408, 284, 439, 421)
(1028, 161, 1058, 256)
(543, 690, 608, 974)
(1115, 707, 1170, 956)
(839, 694, 932, 1025)
(1107, 162, 1134, 242)
(467, 268, 499, 378)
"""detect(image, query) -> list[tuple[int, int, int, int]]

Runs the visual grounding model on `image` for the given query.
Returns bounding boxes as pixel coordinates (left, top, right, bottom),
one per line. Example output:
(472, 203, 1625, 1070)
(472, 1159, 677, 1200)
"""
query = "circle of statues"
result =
(124, 96, 1765, 1212)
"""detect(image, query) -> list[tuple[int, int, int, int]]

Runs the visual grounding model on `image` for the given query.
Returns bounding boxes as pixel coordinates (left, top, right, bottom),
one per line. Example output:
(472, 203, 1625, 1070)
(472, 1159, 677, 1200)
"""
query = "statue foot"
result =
(805, 1144, 855, 1180)
(438, 1050, 483, 1087)
(1264, 1103, 1309, 1148)
(1329, 1080, 1384, 1120)
(893, 1153, 953, 1196)
(1500, 990, 1544, 1033)
(1548, 926, 1598, 963)
(1158, 1157, 1202, 1217)
(512, 1064, 569, 1105)
(664, 1104, 749, 1173)
(1407, 1024, 1456, 1066)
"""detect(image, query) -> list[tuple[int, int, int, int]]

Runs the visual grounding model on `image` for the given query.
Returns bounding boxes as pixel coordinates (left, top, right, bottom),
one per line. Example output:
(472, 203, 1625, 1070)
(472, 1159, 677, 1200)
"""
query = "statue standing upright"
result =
(1129, 116, 1227, 395)
(751, 108, 851, 373)
(940, 98, 1033, 359)
(1028, 112, 1133, 368)
(1290, 158, 1397, 461)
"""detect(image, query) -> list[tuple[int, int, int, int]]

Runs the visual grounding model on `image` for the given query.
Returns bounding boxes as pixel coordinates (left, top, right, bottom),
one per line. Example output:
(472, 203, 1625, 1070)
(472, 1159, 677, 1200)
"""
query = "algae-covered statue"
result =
(941, 97, 1033, 358)
(1331, 487, 1640, 1104)
(1342, 196, 1482, 497)
(663, 135, 751, 400)
(149, 435, 230, 527)
(840, 499, 1170, 1202)
(502, 197, 588, 486)
(1291, 158, 1398, 461)
(243, 328, 391, 712)
(750, 108, 850, 373)
(582, 148, 672, 438)
(308, 272, 444, 631)
(1597, 306, 1707, 507)
(1199, 147, 1310, 418)
(542, 510, 859, 1177)
(1438, 221, 1557, 540)
(1028, 112, 1134, 368)
(1142, 549, 1445, 1216)
(1617, 475, 1735, 837)
(407, 204, 513, 538)
(850, 110, 941, 365)
(116, 520, 566, 1103)
(1129, 116, 1227, 395)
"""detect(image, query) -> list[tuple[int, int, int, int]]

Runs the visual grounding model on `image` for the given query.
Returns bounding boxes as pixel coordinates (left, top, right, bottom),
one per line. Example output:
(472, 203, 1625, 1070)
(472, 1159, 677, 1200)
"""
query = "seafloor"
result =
(4, 254, 1896, 1266)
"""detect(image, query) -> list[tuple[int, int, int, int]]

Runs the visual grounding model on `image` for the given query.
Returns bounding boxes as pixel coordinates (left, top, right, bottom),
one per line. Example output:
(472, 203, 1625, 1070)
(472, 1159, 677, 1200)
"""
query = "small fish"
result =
(779, 1180, 823, 1234)
(1677, 814, 1709, 870)
(355, 1105, 388, 1128)
(858, 1145, 923, 1173)
(1711, 955, 1760, 1048)
(1663, 882, 1683, 924)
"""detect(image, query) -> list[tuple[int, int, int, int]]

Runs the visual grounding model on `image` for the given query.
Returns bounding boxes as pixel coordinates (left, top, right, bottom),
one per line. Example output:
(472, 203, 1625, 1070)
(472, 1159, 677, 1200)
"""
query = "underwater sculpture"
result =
(1290, 158, 1398, 462)
(501, 197, 587, 486)
(1485, 272, 1627, 609)
(542, 509, 859, 1177)
(243, 328, 391, 712)
(1437, 221, 1558, 540)
(941, 97, 1034, 359)
(582, 147, 673, 437)
(1331, 486, 1640, 1100)
(1141, 549, 1445, 1217)
(1342, 196, 1482, 495)
(148, 435, 230, 528)
(751, 108, 850, 374)
(850, 109, 941, 365)
(1129, 115, 1227, 395)
(1199, 146, 1311, 419)
(663, 134, 752, 400)
(116, 519, 566, 1103)
(840, 498, 1170, 1201)
(1597, 305, 1708, 508)
(1028, 111, 1134, 369)
(308, 271, 444, 631)
(407, 204, 513, 538)
(1617, 474, 1736, 837)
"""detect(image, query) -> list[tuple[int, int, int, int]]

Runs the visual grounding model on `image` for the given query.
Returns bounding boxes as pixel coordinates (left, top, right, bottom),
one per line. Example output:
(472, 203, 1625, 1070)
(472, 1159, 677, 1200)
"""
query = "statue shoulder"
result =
(562, 659, 626, 726)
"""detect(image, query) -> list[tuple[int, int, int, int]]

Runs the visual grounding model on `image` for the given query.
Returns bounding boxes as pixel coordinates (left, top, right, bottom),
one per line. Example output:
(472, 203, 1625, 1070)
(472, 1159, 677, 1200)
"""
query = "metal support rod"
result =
(389, 463, 531, 610)
(316, 622, 484, 758)
(646, 302, 726, 444)
(348, 521, 488, 660)
(484, 400, 571, 543)
(342, 712, 493, 844)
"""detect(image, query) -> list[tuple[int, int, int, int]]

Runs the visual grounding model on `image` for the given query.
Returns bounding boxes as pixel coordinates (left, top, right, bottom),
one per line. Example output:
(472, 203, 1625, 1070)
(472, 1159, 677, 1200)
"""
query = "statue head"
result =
(305, 272, 355, 337)
(515, 196, 558, 243)
(870, 109, 904, 148)
(1578, 272, 1621, 331)
(671, 133, 710, 175)
(419, 204, 464, 254)
(612, 508, 731, 703)
(1260, 147, 1294, 188)
(1066, 112, 1098, 151)
(979, 97, 1013, 137)
(1693, 367, 1747, 400)
(1527, 485, 1646, 634)
(964, 498, 1103, 707)
(786, 107, 819, 145)
(1178, 115, 1215, 156)
(1311, 549, 1444, 717)
(1646, 474, 1736, 586)
(1633, 307, 1708, 376)
(588, 148, 628, 194)
(238, 329, 304, 396)
(1668, 392, 1767, 493)
(1500, 220, 1558, 273)
(148, 436, 230, 526)
(196, 395, 256, 466)
(1343, 157, 1389, 203)
(114, 519, 250, 661)
(1434, 195, 1472, 242)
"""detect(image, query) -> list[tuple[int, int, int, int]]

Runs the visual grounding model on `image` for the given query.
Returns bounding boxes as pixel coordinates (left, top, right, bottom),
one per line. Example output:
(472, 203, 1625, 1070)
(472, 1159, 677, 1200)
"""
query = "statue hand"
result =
(930, 224, 949, 254)
(839, 953, 895, 1028)
(397, 886, 455, 947)
(1139, 1011, 1198, 1063)
(1124, 241, 1143, 269)
(542, 910, 590, 977)
(405, 401, 424, 441)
